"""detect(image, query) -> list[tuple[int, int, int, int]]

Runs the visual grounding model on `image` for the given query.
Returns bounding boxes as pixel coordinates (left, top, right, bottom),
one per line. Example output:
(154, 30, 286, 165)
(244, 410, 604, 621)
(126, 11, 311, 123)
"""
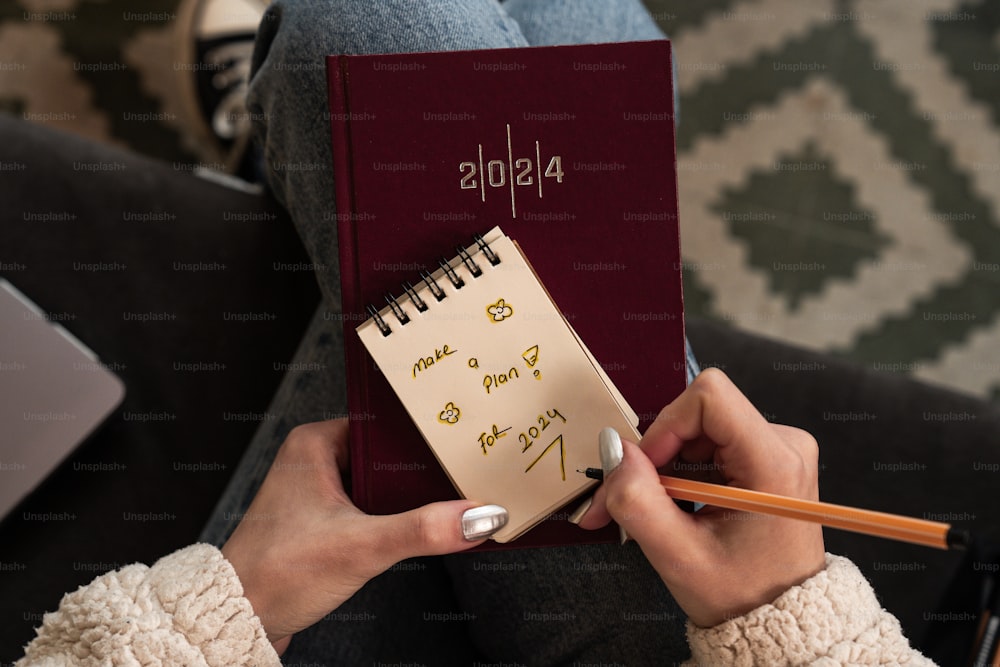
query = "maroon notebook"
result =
(327, 40, 685, 548)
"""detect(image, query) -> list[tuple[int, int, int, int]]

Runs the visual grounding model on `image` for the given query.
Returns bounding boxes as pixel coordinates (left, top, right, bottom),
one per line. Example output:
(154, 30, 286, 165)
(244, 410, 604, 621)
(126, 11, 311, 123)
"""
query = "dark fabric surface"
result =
(0, 114, 319, 660)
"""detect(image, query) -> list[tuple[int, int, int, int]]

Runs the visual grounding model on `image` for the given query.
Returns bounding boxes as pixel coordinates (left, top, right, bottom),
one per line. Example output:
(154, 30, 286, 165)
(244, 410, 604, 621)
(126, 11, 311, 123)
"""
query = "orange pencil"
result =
(581, 468, 970, 550)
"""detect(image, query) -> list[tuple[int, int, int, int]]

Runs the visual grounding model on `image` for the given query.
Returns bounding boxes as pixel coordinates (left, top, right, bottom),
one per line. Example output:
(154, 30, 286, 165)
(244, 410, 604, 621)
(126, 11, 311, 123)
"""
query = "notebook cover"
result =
(328, 41, 684, 548)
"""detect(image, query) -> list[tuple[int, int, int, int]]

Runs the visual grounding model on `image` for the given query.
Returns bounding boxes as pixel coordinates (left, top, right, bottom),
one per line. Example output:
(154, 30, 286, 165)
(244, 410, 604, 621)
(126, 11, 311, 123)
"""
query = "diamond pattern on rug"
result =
(932, 1, 1000, 127)
(669, 0, 1000, 400)
(0, 20, 111, 141)
(680, 76, 971, 351)
(713, 141, 888, 311)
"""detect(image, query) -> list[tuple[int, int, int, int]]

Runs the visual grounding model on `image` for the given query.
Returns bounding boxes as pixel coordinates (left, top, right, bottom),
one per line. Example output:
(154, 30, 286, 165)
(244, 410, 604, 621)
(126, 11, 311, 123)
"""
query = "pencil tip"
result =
(947, 527, 972, 551)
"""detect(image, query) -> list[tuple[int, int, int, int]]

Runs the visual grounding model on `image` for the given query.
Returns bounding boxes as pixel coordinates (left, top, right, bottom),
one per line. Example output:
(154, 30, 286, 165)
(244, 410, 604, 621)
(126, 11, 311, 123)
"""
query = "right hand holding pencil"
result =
(576, 368, 827, 628)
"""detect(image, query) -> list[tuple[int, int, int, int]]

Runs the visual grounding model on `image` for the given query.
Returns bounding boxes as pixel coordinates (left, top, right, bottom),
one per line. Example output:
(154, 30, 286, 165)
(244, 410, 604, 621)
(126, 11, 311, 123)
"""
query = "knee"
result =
(254, 0, 524, 63)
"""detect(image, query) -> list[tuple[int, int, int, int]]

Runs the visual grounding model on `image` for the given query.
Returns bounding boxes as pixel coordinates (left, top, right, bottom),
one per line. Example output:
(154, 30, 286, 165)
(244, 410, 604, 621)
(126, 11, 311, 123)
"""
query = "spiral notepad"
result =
(356, 226, 640, 542)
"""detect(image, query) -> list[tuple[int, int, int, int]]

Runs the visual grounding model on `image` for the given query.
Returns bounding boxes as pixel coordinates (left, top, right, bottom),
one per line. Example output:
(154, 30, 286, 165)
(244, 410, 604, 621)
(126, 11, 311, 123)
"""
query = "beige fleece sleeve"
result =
(16, 543, 280, 667)
(684, 554, 937, 666)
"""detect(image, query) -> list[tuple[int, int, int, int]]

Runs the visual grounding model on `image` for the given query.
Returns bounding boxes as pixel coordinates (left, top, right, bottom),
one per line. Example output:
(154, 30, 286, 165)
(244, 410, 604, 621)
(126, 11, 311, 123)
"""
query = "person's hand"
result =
(576, 368, 826, 628)
(221, 419, 507, 654)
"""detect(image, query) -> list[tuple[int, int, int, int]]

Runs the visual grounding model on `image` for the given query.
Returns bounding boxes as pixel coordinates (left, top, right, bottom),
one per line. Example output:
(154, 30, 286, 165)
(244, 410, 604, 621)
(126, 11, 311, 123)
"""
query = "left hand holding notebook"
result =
(220, 419, 508, 654)
(356, 227, 641, 542)
(576, 369, 827, 628)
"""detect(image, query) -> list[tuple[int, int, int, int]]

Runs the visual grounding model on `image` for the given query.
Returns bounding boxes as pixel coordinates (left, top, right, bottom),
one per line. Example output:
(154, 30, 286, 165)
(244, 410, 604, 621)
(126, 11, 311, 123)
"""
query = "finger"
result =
(282, 419, 350, 467)
(604, 440, 701, 563)
(277, 420, 352, 498)
(634, 419, 685, 468)
(574, 429, 636, 530)
(367, 500, 509, 571)
(573, 425, 627, 529)
(675, 435, 717, 466)
(642, 368, 778, 488)
(768, 424, 821, 500)
(669, 439, 727, 483)
(644, 368, 767, 446)
(311, 418, 351, 473)
(577, 428, 703, 530)
(574, 485, 610, 530)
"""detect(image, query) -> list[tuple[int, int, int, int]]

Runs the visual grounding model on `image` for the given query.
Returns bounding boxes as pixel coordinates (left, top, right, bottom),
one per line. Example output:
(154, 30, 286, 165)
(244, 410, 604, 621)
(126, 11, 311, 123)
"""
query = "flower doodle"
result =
(486, 298, 514, 323)
(438, 402, 461, 425)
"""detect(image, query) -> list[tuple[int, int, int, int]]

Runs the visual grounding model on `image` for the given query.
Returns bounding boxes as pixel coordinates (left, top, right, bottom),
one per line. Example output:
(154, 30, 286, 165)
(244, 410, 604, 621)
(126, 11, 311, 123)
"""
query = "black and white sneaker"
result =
(175, 0, 267, 175)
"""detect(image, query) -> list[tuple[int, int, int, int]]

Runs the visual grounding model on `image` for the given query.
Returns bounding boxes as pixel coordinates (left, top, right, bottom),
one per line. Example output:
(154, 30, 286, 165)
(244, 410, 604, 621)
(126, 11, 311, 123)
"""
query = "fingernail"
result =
(599, 427, 623, 476)
(462, 505, 508, 541)
(598, 428, 629, 545)
(567, 496, 593, 525)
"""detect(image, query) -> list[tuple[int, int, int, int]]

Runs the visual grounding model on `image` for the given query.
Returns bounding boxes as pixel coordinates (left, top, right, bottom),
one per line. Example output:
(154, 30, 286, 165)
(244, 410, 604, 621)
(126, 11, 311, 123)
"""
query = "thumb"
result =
(369, 500, 509, 565)
(604, 437, 701, 564)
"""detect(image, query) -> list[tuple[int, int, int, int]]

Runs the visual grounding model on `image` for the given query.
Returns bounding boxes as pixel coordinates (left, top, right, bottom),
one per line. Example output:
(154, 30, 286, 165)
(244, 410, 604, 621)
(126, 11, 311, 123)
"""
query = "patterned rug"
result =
(2, 0, 999, 401)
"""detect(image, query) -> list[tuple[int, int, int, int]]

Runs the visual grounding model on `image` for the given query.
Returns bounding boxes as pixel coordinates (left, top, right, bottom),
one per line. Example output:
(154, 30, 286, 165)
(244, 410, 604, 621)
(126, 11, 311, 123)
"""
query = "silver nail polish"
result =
(567, 496, 593, 525)
(599, 427, 623, 476)
(598, 428, 629, 544)
(462, 505, 508, 541)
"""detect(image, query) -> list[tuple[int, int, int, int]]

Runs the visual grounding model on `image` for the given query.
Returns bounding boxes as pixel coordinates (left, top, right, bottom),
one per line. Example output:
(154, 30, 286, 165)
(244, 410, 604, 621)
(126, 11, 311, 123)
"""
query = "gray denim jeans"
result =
(200, 1, 699, 664)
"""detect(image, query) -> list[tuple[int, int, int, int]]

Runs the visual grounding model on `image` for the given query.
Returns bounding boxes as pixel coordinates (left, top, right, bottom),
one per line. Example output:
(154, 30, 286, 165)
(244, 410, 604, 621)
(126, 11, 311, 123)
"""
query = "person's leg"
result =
(503, 0, 666, 46)
(446, 543, 689, 665)
(503, 0, 683, 141)
(245, 0, 529, 310)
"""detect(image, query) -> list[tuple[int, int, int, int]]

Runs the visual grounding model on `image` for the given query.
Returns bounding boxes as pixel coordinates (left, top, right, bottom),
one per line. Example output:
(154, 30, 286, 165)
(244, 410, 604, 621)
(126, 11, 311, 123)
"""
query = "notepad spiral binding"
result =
(365, 232, 502, 337)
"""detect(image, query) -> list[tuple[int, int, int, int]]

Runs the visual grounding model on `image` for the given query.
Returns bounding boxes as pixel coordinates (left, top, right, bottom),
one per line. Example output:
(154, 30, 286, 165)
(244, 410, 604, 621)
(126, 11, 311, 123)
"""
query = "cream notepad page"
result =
(357, 227, 639, 542)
